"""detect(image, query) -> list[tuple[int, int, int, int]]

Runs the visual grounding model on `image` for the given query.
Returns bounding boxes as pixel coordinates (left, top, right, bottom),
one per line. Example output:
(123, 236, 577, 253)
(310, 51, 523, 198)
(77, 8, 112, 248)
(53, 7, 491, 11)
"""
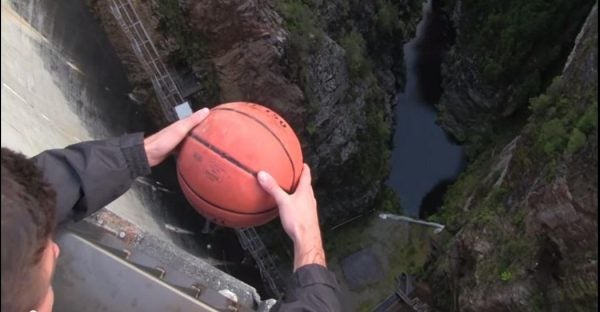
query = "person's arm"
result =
(32, 133, 148, 224)
(32, 108, 209, 224)
(258, 165, 341, 311)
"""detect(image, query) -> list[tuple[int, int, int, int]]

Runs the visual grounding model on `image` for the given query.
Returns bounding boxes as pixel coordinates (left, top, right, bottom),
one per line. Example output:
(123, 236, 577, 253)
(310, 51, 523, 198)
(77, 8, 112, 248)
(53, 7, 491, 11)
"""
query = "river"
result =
(389, 0, 466, 218)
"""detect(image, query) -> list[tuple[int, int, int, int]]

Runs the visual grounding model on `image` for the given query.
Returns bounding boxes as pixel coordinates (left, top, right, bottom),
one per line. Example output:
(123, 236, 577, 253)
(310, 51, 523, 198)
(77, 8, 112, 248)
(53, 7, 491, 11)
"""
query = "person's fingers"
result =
(172, 108, 209, 136)
(296, 164, 312, 190)
(160, 108, 209, 147)
(166, 108, 209, 151)
(143, 108, 209, 167)
(257, 171, 288, 204)
(188, 108, 210, 126)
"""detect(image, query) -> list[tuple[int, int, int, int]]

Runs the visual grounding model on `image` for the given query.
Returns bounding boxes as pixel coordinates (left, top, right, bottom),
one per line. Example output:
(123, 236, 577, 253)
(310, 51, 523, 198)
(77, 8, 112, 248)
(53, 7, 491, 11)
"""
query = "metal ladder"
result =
(110, 0, 183, 123)
(109, 0, 284, 300)
(236, 228, 285, 299)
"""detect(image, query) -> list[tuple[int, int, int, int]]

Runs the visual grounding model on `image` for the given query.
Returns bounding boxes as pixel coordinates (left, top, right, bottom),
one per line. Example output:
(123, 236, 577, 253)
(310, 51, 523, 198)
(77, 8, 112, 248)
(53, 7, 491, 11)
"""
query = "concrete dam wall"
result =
(1, 0, 266, 310)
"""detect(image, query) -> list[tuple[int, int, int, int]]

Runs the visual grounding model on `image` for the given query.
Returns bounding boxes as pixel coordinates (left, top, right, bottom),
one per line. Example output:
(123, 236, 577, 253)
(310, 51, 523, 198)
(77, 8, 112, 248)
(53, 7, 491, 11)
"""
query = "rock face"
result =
(299, 34, 369, 175)
(187, 0, 305, 122)
(436, 0, 596, 147)
(89, 0, 423, 225)
(436, 56, 502, 142)
(422, 4, 598, 311)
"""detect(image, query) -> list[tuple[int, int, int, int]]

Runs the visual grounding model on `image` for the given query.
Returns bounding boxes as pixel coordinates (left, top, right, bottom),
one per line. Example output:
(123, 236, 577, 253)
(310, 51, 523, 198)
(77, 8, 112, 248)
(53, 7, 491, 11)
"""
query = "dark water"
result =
(12, 0, 265, 296)
(389, 0, 465, 218)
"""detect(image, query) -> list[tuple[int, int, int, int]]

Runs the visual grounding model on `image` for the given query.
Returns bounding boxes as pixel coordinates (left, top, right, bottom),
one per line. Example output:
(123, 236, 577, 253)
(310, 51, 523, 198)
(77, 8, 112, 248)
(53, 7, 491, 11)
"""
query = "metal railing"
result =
(236, 228, 284, 299)
(110, 0, 183, 123)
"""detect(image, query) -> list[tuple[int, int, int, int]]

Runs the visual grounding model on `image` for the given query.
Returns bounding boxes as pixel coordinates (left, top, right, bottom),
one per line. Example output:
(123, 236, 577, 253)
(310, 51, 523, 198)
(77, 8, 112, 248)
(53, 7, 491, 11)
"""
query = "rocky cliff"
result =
(89, 0, 423, 225)
(421, 4, 598, 311)
(436, 0, 596, 156)
(184, 0, 429, 226)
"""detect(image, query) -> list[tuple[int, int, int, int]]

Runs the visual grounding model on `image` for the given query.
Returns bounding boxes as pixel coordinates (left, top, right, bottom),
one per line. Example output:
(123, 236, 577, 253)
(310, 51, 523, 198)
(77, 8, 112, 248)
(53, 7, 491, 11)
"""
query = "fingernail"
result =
(257, 171, 268, 184)
(197, 107, 209, 115)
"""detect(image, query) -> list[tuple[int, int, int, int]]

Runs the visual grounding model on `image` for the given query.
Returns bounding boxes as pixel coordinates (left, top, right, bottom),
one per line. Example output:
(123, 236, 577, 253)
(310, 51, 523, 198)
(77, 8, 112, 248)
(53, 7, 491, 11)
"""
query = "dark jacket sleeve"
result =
(31, 133, 151, 224)
(274, 264, 342, 311)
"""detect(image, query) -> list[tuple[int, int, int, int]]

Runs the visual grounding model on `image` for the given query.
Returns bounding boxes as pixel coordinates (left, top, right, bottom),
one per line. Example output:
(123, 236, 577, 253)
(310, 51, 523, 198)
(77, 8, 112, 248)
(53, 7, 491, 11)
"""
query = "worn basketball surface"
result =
(177, 102, 303, 228)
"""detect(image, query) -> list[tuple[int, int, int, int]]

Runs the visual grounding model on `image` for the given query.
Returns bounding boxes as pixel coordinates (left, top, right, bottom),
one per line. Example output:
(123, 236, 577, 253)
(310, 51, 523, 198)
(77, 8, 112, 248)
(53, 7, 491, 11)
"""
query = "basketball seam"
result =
(213, 107, 298, 190)
(189, 133, 255, 174)
(177, 168, 278, 215)
(188, 133, 292, 193)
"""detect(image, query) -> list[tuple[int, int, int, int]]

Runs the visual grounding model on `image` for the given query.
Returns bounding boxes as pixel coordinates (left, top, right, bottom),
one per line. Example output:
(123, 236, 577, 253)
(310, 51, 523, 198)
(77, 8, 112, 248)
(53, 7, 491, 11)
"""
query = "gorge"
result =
(1, 0, 596, 310)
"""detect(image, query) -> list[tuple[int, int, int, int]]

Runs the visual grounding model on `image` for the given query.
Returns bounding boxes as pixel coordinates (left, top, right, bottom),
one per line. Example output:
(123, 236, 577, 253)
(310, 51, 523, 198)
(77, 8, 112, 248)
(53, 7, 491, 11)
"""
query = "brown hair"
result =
(1, 148, 57, 312)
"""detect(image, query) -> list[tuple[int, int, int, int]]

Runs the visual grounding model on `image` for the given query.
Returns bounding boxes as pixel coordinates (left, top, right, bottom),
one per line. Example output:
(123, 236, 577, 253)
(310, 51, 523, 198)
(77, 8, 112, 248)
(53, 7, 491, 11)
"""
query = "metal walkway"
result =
(372, 273, 430, 312)
(236, 228, 285, 299)
(110, 0, 182, 123)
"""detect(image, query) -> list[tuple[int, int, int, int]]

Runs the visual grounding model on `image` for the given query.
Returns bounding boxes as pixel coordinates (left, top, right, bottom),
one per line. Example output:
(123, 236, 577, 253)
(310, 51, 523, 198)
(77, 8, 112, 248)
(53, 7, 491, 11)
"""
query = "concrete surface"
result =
(0, 0, 166, 240)
(1, 0, 264, 309)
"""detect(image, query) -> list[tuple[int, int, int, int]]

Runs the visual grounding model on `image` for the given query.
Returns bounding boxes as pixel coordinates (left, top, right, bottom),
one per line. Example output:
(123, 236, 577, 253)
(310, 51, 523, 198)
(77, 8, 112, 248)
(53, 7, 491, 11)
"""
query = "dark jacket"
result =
(32, 133, 341, 311)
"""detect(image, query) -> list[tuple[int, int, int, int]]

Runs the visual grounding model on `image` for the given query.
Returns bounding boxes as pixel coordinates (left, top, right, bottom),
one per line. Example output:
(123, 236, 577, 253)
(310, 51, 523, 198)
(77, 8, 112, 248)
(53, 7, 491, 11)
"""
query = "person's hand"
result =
(257, 164, 326, 270)
(144, 108, 209, 167)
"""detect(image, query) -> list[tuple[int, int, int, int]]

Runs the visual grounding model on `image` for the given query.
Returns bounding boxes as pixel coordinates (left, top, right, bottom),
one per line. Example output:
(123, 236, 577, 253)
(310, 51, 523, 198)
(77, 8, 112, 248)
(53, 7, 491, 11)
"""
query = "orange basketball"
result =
(176, 102, 303, 228)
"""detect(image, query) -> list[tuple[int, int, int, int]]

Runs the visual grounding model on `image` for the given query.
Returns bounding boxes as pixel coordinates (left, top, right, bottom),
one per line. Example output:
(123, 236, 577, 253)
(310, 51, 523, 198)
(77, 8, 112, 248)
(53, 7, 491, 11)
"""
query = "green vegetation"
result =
(374, 0, 403, 34)
(339, 30, 370, 78)
(576, 101, 598, 133)
(537, 118, 568, 156)
(427, 13, 597, 306)
(460, 0, 592, 87)
(436, 67, 597, 234)
(567, 128, 587, 154)
(276, 0, 323, 54)
(443, 0, 595, 157)
(271, 0, 421, 222)
(500, 270, 513, 281)
(357, 299, 375, 312)
(305, 123, 317, 136)
(421, 1, 597, 309)
(343, 80, 392, 189)
(324, 215, 431, 310)
(528, 79, 597, 161)
(469, 226, 537, 286)
(497, 234, 535, 275)
(156, 0, 204, 63)
(273, 1, 326, 115)
(429, 154, 490, 228)
(377, 186, 403, 215)
(323, 216, 371, 258)
(155, 0, 220, 107)
(529, 93, 554, 114)
(511, 208, 528, 227)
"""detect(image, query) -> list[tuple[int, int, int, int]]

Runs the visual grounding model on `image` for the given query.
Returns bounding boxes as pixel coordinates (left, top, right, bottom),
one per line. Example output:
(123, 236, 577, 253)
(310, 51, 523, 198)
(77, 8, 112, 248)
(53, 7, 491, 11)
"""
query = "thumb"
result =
(257, 171, 288, 204)
(296, 164, 312, 190)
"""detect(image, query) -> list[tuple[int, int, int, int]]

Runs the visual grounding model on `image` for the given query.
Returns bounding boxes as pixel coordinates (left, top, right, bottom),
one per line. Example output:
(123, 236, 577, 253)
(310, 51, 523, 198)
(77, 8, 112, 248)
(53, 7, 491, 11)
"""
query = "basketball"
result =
(176, 102, 303, 228)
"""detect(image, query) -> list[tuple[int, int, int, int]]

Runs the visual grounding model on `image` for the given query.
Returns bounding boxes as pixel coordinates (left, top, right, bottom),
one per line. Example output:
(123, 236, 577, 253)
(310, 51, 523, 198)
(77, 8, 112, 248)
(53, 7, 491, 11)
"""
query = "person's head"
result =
(1, 148, 59, 312)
